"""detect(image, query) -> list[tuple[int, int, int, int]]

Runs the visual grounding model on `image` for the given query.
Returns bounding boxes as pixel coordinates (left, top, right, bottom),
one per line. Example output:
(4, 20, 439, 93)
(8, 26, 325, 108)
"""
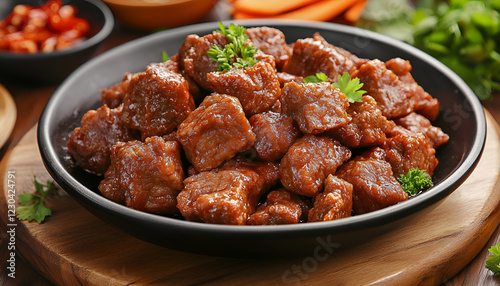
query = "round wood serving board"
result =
(3, 111, 500, 286)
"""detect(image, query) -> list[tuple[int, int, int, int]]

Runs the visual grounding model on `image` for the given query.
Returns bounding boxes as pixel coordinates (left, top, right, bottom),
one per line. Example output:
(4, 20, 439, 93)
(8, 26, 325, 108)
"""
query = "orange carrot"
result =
(232, 10, 266, 20)
(233, 0, 323, 16)
(343, 0, 368, 23)
(274, 0, 363, 21)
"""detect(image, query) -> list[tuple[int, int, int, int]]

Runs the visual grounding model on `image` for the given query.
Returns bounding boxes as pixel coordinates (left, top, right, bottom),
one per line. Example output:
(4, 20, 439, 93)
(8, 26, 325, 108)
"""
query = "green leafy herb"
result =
(303, 72, 329, 83)
(355, 0, 415, 44)
(332, 73, 366, 103)
(398, 168, 433, 196)
(16, 177, 57, 223)
(207, 22, 258, 71)
(161, 51, 170, 62)
(357, 0, 500, 100)
(486, 242, 500, 274)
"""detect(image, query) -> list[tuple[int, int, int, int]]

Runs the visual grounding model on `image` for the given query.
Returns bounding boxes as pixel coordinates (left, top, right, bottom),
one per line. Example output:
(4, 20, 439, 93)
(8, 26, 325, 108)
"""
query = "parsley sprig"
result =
(16, 176, 57, 223)
(332, 73, 366, 103)
(398, 168, 433, 196)
(161, 51, 169, 62)
(487, 242, 500, 274)
(303, 73, 328, 83)
(303, 72, 366, 103)
(207, 22, 258, 71)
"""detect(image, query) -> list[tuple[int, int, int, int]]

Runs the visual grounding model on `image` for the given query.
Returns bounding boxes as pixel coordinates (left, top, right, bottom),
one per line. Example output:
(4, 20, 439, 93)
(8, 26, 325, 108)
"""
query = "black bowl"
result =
(37, 20, 486, 257)
(0, 0, 114, 84)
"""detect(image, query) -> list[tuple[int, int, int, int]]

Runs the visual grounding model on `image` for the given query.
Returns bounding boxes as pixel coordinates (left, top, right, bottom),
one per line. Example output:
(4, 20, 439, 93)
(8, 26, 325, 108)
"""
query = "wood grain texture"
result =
(2, 111, 500, 286)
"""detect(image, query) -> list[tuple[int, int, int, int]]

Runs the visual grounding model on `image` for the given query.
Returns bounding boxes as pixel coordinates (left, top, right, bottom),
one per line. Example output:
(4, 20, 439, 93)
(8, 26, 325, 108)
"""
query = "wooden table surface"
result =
(2, 3, 500, 285)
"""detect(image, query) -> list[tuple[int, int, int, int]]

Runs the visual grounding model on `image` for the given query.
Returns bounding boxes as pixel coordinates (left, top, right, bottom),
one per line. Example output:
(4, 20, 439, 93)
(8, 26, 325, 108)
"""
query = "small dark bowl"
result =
(38, 20, 486, 257)
(0, 0, 114, 84)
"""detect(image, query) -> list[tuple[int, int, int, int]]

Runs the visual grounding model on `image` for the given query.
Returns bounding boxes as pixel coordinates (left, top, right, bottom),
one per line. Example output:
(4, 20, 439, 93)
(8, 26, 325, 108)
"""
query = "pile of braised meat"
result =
(67, 26, 449, 225)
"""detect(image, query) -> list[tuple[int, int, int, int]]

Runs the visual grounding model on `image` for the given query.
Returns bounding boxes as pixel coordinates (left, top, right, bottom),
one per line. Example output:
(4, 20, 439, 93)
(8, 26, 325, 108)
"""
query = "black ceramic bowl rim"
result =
(0, 0, 114, 59)
(38, 20, 486, 244)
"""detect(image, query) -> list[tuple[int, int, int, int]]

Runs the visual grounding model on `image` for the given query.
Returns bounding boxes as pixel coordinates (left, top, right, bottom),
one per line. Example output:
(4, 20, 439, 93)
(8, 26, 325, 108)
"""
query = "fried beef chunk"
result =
(67, 105, 137, 175)
(337, 158, 408, 214)
(177, 93, 256, 172)
(394, 112, 449, 148)
(98, 137, 185, 215)
(177, 169, 267, 225)
(207, 61, 281, 116)
(352, 59, 418, 119)
(247, 189, 312, 225)
(245, 26, 292, 71)
(277, 72, 304, 88)
(249, 111, 301, 162)
(308, 175, 353, 222)
(385, 58, 440, 120)
(283, 33, 364, 80)
(382, 132, 439, 177)
(279, 135, 352, 197)
(328, 95, 395, 148)
(121, 62, 195, 140)
(177, 33, 230, 90)
(217, 155, 280, 191)
(280, 82, 351, 134)
(100, 72, 134, 108)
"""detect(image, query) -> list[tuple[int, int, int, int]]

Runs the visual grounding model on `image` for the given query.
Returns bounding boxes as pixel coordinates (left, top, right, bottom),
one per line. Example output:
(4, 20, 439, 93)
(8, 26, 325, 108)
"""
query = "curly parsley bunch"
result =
(207, 22, 258, 71)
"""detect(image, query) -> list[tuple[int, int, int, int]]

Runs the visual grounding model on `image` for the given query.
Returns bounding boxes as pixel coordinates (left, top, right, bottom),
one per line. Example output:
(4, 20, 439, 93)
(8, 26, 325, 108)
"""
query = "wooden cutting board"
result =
(2, 111, 500, 286)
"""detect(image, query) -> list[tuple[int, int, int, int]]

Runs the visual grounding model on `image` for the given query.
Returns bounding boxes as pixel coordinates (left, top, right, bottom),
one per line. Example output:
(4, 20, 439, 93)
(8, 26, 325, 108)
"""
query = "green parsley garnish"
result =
(303, 72, 366, 103)
(161, 51, 170, 62)
(332, 73, 366, 103)
(16, 176, 57, 223)
(486, 242, 500, 274)
(303, 72, 329, 83)
(207, 22, 258, 71)
(398, 168, 433, 196)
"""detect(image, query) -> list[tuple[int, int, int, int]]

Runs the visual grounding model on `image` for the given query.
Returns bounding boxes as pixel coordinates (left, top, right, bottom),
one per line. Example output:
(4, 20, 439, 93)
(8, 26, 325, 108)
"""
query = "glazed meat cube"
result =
(246, 26, 292, 70)
(217, 155, 280, 193)
(279, 135, 351, 197)
(121, 63, 195, 139)
(384, 57, 411, 76)
(283, 33, 363, 80)
(394, 112, 449, 148)
(168, 55, 203, 102)
(67, 105, 137, 175)
(177, 33, 230, 90)
(207, 61, 281, 116)
(98, 137, 185, 214)
(101, 60, 182, 109)
(247, 189, 311, 225)
(382, 132, 439, 177)
(249, 111, 301, 161)
(280, 82, 350, 134)
(177, 93, 256, 172)
(146, 59, 181, 73)
(385, 58, 440, 120)
(277, 72, 304, 88)
(308, 175, 353, 222)
(328, 95, 395, 148)
(100, 72, 134, 108)
(177, 170, 263, 225)
(351, 59, 417, 119)
(337, 158, 408, 214)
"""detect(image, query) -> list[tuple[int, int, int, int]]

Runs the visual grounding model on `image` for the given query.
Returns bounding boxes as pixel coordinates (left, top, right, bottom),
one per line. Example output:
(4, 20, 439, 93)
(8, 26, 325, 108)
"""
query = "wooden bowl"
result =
(102, 0, 219, 30)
